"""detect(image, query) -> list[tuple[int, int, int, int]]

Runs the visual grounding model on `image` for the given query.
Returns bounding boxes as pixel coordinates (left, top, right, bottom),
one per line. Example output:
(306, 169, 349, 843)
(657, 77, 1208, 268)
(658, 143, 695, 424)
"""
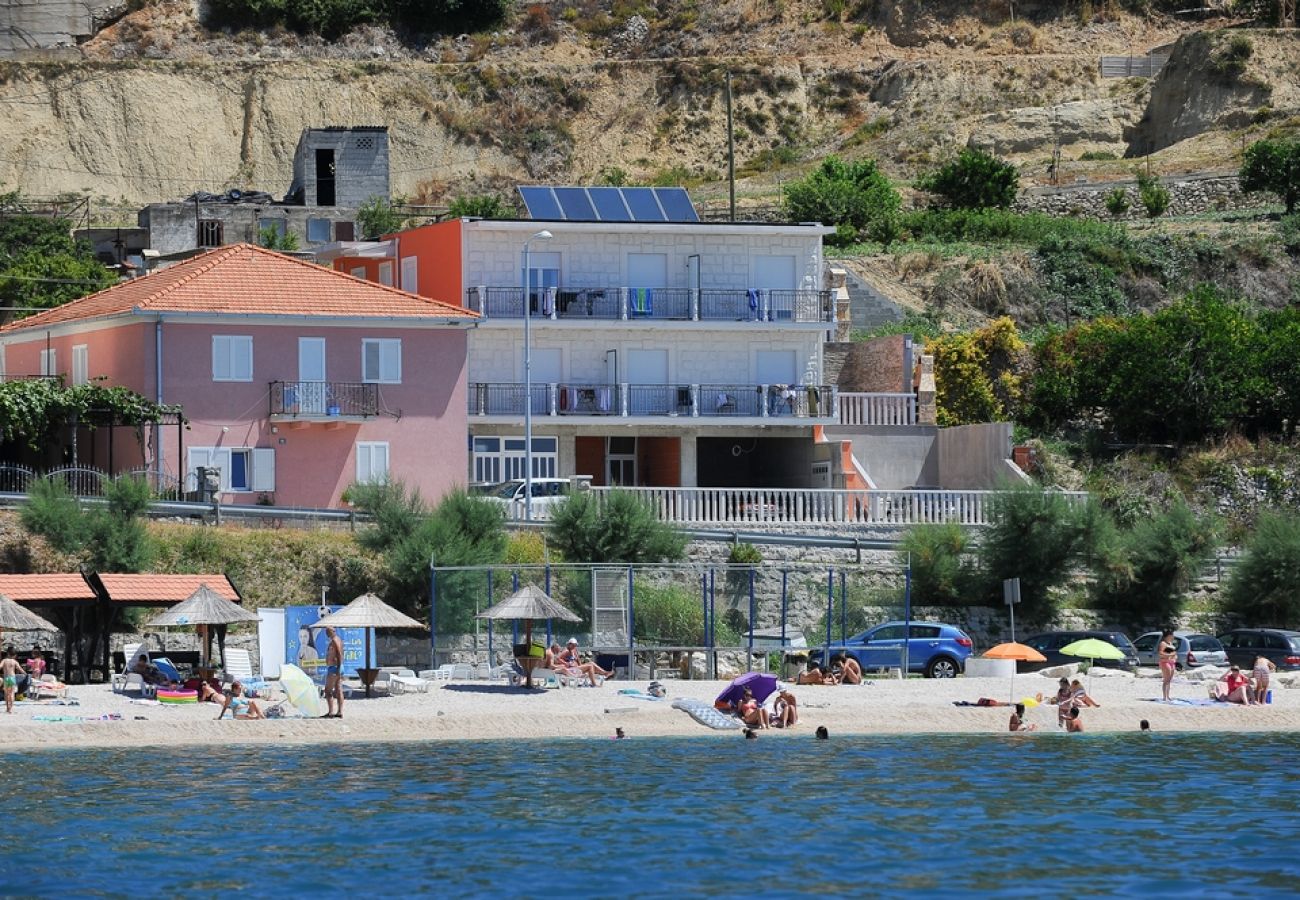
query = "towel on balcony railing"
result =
(630, 288, 653, 316)
(596, 387, 612, 412)
(747, 288, 759, 313)
(542, 286, 557, 316)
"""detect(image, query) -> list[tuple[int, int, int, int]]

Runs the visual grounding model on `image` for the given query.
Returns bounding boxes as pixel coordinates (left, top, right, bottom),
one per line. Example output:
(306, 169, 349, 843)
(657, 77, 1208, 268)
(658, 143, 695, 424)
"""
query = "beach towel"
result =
(617, 689, 665, 702)
(672, 698, 743, 730)
(33, 713, 123, 723)
(1142, 697, 1222, 707)
(630, 288, 653, 315)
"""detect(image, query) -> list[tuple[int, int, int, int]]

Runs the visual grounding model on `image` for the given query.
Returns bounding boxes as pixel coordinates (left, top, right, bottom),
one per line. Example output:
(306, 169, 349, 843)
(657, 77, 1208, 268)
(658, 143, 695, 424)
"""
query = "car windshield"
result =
(490, 481, 524, 499)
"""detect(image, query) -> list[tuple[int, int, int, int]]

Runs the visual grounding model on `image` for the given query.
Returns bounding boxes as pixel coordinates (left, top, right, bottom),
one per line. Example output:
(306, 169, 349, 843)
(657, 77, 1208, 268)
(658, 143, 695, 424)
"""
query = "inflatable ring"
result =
(157, 689, 198, 704)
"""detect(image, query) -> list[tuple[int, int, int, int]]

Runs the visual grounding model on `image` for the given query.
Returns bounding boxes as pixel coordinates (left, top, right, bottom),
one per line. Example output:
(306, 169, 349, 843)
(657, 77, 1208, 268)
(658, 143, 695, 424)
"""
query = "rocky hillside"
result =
(1, 1, 1294, 216)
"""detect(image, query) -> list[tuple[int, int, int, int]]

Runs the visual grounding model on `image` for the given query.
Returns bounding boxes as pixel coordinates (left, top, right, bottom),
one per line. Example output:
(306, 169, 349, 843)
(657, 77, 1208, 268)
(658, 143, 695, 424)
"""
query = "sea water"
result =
(2, 733, 1297, 898)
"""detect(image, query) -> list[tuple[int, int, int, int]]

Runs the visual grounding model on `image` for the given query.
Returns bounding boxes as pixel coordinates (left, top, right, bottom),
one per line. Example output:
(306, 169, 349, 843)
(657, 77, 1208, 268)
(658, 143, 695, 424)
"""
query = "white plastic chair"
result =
(223, 648, 255, 683)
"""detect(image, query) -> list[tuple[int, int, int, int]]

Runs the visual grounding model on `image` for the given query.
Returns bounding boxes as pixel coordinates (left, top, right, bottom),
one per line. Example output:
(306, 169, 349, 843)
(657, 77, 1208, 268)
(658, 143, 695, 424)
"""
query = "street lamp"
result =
(522, 229, 553, 521)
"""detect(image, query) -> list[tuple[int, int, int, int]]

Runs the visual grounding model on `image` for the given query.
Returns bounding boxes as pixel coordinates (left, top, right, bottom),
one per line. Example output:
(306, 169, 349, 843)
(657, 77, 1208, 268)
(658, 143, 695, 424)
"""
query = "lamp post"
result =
(522, 229, 553, 521)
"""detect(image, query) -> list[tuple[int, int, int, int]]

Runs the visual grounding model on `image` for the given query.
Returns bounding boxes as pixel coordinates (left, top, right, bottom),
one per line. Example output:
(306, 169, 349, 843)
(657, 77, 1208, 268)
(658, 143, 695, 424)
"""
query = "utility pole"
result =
(726, 71, 735, 222)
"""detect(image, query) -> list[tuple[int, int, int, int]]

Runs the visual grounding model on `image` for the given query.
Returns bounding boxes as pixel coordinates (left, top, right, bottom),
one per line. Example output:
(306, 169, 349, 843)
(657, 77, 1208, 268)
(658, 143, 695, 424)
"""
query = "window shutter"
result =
(211, 448, 233, 492)
(186, 447, 212, 490)
(363, 341, 380, 382)
(212, 337, 229, 380)
(234, 337, 252, 380)
(251, 448, 276, 492)
(381, 341, 401, 383)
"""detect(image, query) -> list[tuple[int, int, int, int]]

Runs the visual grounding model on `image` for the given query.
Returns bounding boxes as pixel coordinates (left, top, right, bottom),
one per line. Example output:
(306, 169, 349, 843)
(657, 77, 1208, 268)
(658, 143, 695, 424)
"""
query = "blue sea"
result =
(2, 733, 1298, 898)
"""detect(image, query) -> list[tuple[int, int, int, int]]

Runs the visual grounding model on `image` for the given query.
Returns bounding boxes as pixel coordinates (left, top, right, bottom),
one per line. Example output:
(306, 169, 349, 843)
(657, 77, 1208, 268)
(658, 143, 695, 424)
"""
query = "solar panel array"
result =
(518, 186, 700, 223)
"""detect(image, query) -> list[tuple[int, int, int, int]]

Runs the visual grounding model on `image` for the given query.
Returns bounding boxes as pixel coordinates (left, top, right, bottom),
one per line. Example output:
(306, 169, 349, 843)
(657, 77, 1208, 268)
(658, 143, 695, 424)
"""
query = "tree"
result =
(447, 194, 512, 219)
(548, 490, 686, 563)
(1240, 138, 1300, 214)
(782, 156, 901, 246)
(0, 200, 113, 325)
(1224, 510, 1300, 625)
(917, 148, 1019, 210)
(1136, 172, 1170, 218)
(900, 524, 977, 606)
(21, 475, 155, 572)
(928, 317, 1026, 426)
(356, 195, 407, 240)
(257, 224, 300, 252)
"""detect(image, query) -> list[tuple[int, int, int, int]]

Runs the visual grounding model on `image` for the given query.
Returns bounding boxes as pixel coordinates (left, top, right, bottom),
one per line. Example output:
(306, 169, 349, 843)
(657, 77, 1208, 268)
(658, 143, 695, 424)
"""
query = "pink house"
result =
(0, 244, 477, 507)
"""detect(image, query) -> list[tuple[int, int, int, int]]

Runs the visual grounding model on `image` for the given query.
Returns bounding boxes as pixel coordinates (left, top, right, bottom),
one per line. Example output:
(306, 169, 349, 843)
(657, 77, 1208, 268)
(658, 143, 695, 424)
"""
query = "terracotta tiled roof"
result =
(0, 573, 96, 603)
(97, 574, 240, 605)
(0, 243, 476, 334)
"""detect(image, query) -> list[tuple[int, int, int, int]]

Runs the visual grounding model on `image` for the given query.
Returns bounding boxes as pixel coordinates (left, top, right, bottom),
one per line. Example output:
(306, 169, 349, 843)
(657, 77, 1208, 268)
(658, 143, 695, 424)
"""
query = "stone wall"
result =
(0, 0, 123, 58)
(1014, 173, 1272, 219)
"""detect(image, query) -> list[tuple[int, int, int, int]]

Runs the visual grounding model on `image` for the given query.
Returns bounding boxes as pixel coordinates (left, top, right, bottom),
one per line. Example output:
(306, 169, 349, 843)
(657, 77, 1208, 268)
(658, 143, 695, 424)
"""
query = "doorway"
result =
(298, 337, 326, 414)
(315, 149, 336, 206)
(606, 436, 636, 486)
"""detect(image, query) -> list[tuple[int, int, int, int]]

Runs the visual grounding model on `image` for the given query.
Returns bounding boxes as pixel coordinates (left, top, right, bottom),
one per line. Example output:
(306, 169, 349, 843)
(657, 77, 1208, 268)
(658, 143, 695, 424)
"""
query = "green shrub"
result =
(87, 475, 155, 573)
(1224, 510, 1300, 625)
(727, 542, 763, 565)
(1136, 172, 1170, 218)
(257, 224, 300, 251)
(447, 194, 512, 219)
(1104, 187, 1130, 216)
(1241, 138, 1300, 214)
(1279, 213, 1300, 255)
(900, 523, 977, 606)
(916, 148, 1019, 210)
(1079, 150, 1119, 161)
(548, 490, 686, 563)
(20, 479, 87, 554)
(356, 195, 406, 239)
(633, 582, 706, 644)
(1210, 33, 1253, 78)
(782, 155, 902, 246)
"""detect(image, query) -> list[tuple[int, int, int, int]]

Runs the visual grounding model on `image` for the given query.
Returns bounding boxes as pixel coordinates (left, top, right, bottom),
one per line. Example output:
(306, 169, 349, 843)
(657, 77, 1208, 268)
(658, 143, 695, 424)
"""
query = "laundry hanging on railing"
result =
(746, 288, 759, 317)
(596, 387, 612, 412)
(542, 286, 557, 316)
(630, 288, 653, 316)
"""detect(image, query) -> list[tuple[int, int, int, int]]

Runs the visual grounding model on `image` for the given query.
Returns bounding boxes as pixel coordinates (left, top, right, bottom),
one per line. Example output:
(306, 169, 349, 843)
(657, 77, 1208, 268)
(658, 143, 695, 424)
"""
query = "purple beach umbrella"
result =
(715, 671, 779, 708)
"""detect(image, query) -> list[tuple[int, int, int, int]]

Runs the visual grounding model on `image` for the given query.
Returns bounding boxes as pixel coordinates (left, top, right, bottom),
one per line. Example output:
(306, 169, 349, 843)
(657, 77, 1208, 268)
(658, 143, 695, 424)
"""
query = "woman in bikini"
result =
(1252, 656, 1276, 704)
(770, 689, 799, 728)
(560, 639, 613, 686)
(737, 688, 769, 729)
(1157, 629, 1178, 702)
(217, 682, 265, 720)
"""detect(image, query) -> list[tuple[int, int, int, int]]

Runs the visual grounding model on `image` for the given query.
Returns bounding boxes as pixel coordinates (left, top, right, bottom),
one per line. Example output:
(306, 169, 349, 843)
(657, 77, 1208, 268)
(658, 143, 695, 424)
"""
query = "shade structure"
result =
(145, 583, 259, 627)
(0, 593, 60, 633)
(716, 672, 779, 709)
(313, 593, 426, 631)
(476, 583, 581, 623)
(983, 642, 1047, 663)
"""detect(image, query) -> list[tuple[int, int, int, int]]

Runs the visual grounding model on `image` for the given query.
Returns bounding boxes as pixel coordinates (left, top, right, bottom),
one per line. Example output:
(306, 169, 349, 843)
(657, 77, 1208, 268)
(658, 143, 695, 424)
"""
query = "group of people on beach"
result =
(1, 647, 57, 713)
(999, 677, 1100, 733)
(543, 638, 615, 686)
(1215, 658, 1275, 705)
(794, 654, 862, 685)
(728, 686, 800, 731)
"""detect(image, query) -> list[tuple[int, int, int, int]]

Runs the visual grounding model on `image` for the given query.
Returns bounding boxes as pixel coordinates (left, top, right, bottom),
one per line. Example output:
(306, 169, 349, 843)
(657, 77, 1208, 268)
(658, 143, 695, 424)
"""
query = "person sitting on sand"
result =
(1218, 666, 1254, 705)
(217, 682, 265, 720)
(835, 654, 863, 685)
(796, 664, 832, 685)
(560, 638, 614, 686)
(737, 687, 769, 730)
(1009, 703, 1037, 732)
(1050, 677, 1072, 706)
(770, 689, 799, 728)
(1058, 679, 1098, 726)
(1066, 707, 1084, 732)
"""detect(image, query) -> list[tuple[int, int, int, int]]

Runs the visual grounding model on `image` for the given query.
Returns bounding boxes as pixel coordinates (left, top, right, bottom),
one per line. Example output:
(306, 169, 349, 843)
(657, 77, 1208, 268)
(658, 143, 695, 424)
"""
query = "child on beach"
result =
(1066, 708, 1084, 732)
(0, 650, 24, 714)
(1009, 703, 1036, 732)
(1253, 656, 1276, 704)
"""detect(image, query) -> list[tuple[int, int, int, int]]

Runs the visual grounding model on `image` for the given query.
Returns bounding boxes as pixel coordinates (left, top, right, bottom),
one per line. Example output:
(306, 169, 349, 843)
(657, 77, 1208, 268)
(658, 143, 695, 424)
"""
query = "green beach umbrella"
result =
(1060, 637, 1126, 693)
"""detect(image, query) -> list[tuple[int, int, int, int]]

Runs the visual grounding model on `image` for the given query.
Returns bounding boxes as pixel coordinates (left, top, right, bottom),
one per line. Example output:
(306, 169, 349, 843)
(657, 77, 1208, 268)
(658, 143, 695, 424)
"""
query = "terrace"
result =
(468, 382, 836, 420)
(466, 286, 833, 324)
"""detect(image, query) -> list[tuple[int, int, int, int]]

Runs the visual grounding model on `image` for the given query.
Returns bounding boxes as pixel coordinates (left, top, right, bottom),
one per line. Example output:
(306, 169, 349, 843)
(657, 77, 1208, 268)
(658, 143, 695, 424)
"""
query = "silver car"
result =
(1132, 631, 1228, 669)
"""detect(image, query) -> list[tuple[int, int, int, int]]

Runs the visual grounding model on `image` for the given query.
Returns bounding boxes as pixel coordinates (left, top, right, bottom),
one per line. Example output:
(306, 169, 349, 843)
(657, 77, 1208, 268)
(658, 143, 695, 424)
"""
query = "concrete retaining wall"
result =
(0, 0, 123, 57)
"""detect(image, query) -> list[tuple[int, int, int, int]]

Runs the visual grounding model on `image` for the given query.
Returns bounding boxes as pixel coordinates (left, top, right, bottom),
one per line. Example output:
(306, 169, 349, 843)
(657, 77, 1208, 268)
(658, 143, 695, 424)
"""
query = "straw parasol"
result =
(0, 592, 60, 633)
(313, 593, 426, 698)
(145, 583, 259, 671)
(476, 584, 580, 689)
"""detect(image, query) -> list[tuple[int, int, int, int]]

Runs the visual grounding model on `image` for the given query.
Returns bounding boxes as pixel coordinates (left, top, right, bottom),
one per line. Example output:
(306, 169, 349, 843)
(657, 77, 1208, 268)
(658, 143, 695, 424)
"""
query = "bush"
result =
(727, 542, 763, 565)
(88, 475, 155, 572)
(916, 148, 1019, 210)
(20, 479, 87, 554)
(356, 195, 406, 239)
(927, 317, 1026, 426)
(782, 155, 901, 246)
(1136, 172, 1170, 218)
(447, 194, 513, 219)
(1210, 33, 1253, 78)
(548, 490, 686, 564)
(1280, 213, 1300, 256)
(1104, 187, 1130, 217)
(1240, 138, 1300, 215)
(1092, 501, 1219, 626)
(257, 224, 300, 251)
(1224, 510, 1300, 625)
(900, 524, 977, 606)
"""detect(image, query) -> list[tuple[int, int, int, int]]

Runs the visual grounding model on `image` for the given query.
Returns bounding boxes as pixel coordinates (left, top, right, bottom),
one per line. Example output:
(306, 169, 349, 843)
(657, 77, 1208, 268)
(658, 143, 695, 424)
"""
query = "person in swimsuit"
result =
(770, 689, 799, 728)
(796, 664, 832, 685)
(1066, 707, 1084, 732)
(1157, 629, 1178, 702)
(737, 687, 769, 729)
(835, 654, 863, 685)
(324, 626, 344, 719)
(26, 649, 46, 680)
(560, 639, 613, 686)
(217, 682, 265, 720)
(198, 681, 225, 704)
(1, 649, 25, 714)
(1219, 666, 1254, 704)
(1252, 656, 1276, 704)
(1009, 703, 1036, 732)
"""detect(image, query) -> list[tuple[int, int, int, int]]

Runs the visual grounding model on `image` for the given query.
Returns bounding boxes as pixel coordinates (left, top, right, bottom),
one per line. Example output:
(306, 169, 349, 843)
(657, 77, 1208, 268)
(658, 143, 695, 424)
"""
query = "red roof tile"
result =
(1, 243, 476, 334)
(97, 574, 240, 605)
(0, 573, 96, 603)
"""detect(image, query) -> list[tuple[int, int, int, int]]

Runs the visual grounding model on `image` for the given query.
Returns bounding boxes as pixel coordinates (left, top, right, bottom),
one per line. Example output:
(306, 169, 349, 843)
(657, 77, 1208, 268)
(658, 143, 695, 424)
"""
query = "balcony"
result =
(466, 286, 833, 324)
(468, 382, 836, 420)
(269, 381, 379, 421)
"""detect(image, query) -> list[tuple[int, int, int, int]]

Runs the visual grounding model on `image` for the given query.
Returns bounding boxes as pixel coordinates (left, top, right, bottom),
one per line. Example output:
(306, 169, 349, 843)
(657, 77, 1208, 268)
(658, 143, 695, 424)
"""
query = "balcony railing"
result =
(469, 382, 836, 420)
(466, 286, 833, 324)
(269, 381, 379, 418)
(838, 392, 918, 426)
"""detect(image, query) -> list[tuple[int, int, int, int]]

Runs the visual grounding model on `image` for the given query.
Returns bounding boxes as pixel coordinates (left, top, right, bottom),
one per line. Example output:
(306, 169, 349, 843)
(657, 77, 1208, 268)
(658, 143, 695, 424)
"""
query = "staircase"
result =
(832, 263, 906, 333)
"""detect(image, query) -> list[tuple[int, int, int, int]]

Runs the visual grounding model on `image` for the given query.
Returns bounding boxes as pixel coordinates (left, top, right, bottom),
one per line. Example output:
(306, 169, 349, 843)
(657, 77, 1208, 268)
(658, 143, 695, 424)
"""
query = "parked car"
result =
(1132, 631, 1228, 669)
(479, 478, 575, 518)
(1217, 628, 1300, 671)
(810, 621, 974, 679)
(1018, 630, 1140, 672)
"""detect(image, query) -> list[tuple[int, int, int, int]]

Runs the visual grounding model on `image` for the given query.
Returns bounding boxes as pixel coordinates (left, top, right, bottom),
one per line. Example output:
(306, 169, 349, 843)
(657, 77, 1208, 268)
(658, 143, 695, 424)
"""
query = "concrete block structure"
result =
(0, 0, 121, 58)
(287, 126, 390, 209)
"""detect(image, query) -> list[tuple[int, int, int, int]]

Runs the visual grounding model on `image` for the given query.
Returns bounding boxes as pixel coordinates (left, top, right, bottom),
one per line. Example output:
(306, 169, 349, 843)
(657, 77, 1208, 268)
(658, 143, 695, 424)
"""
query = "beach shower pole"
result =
(747, 567, 756, 672)
(429, 556, 437, 668)
(708, 569, 717, 679)
(780, 569, 788, 677)
(825, 569, 833, 663)
(839, 569, 847, 647)
(902, 557, 912, 677)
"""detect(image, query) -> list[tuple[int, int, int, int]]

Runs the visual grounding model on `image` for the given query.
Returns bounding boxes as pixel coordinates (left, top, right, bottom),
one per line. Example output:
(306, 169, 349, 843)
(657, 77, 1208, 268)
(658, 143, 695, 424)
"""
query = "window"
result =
(197, 220, 224, 247)
(356, 442, 390, 484)
(400, 256, 418, 292)
(187, 446, 275, 493)
(334, 221, 355, 242)
(350, 266, 367, 280)
(307, 218, 332, 243)
(378, 261, 394, 287)
(71, 344, 88, 385)
(362, 338, 401, 384)
(869, 625, 905, 642)
(521, 251, 560, 305)
(1132, 634, 1157, 652)
(40, 348, 56, 377)
(473, 436, 557, 483)
(908, 625, 942, 639)
(212, 336, 253, 382)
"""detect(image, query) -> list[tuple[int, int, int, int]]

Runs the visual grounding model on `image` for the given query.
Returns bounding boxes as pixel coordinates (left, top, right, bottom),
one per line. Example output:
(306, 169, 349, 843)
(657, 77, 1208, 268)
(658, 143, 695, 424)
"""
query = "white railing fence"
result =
(837, 392, 917, 426)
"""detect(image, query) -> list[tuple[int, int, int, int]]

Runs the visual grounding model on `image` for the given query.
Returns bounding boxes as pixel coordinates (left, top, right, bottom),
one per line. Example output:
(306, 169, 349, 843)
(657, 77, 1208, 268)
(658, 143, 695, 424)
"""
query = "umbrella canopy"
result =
(1060, 638, 1126, 661)
(313, 593, 426, 631)
(278, 663, 322, 718)
(476, 583, 581, 623)
(0, 593, 59, 632)
(983, 642, 1047, 662)
(145, 583, 259, 627)
(716, 671, 779, 708)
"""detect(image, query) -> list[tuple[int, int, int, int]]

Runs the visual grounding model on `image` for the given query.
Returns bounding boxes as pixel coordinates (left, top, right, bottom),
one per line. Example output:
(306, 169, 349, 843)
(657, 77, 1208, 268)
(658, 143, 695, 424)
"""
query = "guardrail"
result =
(466, 286, 833, 323)
(838, 392, 917, 426)
(470, 383, 835, 420)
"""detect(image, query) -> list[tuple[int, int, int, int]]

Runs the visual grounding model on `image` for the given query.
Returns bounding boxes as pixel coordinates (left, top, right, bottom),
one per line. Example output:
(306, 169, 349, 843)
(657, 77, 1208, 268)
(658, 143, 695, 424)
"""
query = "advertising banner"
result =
(283, 605, 374, 679)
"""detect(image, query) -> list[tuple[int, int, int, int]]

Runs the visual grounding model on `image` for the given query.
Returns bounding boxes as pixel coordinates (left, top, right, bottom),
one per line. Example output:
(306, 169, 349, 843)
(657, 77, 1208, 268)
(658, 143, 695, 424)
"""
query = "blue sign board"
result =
(283, 605, 375, 679)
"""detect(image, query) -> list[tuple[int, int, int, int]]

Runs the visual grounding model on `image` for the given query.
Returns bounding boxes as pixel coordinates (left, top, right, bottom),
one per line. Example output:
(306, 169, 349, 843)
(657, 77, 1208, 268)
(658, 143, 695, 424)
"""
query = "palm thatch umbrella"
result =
(313, 593, 426, 697)
(476, 583, 580, 688)
(0, 592, 60, 633)
(145, 583, 259, 670)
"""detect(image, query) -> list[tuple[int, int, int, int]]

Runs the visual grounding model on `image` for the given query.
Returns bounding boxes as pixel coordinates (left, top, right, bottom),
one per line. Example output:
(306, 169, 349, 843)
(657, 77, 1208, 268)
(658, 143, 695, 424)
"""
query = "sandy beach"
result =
(2, 667, 1297, 749)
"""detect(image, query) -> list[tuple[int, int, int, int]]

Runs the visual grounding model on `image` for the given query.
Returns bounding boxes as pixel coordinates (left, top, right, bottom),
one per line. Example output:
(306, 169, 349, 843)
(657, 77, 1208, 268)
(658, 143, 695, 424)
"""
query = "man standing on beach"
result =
(1, 649, 25, 714)
(324, 626, 344, 719)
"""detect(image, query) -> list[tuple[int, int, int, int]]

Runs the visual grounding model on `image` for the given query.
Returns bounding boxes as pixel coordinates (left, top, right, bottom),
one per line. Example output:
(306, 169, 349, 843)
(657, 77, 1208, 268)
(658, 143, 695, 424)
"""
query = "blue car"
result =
(811, 621, 974, 678)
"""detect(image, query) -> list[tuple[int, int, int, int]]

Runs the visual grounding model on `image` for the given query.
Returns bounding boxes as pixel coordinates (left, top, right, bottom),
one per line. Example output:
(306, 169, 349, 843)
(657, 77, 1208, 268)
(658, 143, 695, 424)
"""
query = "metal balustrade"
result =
(466, 286, 833, 323)
(269, 381, 379, 418)
(468, 383, 836, 419)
